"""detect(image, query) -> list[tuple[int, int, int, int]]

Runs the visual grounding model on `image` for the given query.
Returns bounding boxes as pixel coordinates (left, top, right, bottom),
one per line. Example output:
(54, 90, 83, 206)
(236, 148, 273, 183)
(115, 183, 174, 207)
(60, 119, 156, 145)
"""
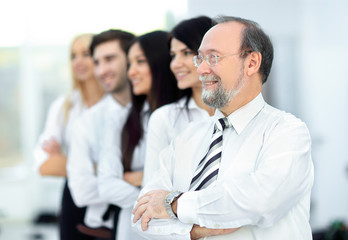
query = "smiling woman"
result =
(128, 42, 153, 96)
(143, 16, 215, 186)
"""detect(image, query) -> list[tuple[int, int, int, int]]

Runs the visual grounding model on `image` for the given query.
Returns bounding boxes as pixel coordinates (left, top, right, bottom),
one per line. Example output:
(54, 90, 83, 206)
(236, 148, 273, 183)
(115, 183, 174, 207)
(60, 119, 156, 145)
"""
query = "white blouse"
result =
(143, 97, 211, 185)
(34, 90, 87, 170)
(98, 102, 150, 240)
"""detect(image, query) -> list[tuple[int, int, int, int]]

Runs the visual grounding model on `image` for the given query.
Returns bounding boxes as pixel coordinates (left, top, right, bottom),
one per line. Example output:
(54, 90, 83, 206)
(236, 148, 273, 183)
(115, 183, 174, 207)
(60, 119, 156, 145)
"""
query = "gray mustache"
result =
(199, 75, 220, 82)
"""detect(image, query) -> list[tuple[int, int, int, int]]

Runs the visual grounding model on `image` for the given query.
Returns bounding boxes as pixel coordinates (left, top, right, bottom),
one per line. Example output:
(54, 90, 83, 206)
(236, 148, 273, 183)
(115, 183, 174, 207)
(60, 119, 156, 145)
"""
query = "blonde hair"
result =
(62, 33, 95, 123)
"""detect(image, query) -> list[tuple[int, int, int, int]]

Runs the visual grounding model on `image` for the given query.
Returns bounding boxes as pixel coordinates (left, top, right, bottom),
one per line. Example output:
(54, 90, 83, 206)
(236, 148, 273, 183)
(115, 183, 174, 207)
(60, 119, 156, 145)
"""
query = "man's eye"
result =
(208, 54, 217, 60)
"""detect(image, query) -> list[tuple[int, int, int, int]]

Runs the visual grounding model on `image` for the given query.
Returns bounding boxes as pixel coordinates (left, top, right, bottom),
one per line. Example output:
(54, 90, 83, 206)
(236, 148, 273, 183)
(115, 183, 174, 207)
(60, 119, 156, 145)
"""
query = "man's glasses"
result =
(193, 51, 250, 67)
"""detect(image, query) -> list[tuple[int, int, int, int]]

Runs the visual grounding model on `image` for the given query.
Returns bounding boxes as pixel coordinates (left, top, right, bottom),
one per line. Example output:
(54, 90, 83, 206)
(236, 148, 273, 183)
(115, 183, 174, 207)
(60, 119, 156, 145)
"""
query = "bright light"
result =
(0, 0, 187, 46)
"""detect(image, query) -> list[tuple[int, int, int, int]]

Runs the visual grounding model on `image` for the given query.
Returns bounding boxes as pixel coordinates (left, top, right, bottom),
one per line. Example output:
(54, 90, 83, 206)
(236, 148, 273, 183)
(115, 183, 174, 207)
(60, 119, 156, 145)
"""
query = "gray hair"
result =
(213, 16, 274, 84)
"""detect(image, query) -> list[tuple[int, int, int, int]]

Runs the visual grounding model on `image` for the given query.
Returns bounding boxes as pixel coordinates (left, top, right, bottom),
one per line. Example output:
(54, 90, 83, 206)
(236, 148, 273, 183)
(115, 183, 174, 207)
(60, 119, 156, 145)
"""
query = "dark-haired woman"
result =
(143, 16, 215, 185)
(97, 30, 181, 240)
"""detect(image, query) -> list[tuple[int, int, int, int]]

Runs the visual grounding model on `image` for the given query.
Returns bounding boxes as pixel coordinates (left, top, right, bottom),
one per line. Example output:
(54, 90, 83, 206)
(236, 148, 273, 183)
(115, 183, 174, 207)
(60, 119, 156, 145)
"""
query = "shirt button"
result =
(157, 228, 162, 233)
(214, 224, 220, 228)
(188, 220, 193, 224)
(181, 229, 185, 234)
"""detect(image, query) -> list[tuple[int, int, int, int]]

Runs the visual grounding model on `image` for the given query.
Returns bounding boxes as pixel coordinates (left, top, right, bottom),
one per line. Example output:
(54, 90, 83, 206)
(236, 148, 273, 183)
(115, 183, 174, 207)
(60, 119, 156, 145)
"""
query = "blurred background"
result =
(0, 0, 347, 239)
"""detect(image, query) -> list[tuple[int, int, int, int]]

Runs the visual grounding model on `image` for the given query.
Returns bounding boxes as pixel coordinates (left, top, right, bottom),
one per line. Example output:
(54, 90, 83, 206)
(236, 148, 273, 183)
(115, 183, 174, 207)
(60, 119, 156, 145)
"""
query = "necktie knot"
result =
(215, 117, 231, 132)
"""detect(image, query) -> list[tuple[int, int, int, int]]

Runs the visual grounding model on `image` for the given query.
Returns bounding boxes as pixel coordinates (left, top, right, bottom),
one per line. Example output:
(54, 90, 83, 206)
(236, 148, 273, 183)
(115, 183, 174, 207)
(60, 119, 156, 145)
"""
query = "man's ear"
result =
(245, 52, 262, 77)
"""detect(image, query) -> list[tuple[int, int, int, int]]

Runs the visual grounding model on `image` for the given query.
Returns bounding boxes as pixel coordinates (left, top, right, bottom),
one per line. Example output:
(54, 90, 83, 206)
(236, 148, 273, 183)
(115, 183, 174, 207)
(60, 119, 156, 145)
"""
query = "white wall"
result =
(299, 0, 348, 229)
(185, 0, 348, 231)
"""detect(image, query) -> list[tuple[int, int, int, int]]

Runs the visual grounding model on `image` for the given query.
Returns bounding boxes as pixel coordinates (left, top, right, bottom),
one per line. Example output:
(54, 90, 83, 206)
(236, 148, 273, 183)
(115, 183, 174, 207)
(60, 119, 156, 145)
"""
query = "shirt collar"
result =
(104, 93, 131, 109)
(214, 93, 265, 135)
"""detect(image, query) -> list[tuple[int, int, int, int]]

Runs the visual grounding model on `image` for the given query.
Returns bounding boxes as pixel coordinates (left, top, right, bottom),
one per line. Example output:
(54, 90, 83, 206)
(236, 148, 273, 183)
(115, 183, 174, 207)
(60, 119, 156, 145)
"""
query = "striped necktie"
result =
(189, 117, 231, 191)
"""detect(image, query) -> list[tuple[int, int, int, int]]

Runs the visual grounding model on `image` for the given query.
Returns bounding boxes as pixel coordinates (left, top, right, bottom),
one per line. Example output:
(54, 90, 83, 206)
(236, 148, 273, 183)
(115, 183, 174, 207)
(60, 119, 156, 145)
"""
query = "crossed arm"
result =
(39, 138, 143, 182)
(124, 171, 143, 187)
(39, 138, 67, 177)
(132, 189, 238, 239)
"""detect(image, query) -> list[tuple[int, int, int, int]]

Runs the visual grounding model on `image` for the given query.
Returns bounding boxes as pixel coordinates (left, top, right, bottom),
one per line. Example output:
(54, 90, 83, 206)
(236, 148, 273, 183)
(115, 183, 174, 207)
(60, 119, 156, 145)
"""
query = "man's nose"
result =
(197, 59, 211, 76)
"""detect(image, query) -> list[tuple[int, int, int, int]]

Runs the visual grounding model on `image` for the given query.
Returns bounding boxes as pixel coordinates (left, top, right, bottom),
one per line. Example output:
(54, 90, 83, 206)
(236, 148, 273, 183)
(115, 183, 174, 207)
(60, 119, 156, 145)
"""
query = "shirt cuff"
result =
(177, 191, 198, 225)
(132, 218, 192, 240)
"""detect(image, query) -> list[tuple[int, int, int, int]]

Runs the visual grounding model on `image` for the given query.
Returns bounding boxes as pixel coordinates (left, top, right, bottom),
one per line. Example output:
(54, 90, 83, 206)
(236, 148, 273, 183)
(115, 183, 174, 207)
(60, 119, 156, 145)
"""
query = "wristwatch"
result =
(165, 191, 182, 219)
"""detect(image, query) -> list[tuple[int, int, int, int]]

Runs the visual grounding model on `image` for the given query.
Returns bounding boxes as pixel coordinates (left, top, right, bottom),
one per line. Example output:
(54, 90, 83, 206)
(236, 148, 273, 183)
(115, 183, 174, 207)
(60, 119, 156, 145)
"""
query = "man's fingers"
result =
(136, 194, 146, 203)
(141, 213, 151, 231)
(132, 195, 149, 214)
(132, 204, 147, 223)
(133, 190, 170, 230)
(137, 190, 157, 202)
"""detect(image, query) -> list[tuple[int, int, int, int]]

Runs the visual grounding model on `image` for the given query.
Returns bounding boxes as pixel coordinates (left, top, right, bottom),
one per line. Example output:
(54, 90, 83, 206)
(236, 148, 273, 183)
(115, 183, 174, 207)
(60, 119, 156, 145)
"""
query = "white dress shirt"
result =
(98, 103, 150, 240)
(34, 90, 87, 171)
(143, 97, 210, 185)
(133, 94, 314, 240)
(67, 94, 130, 228)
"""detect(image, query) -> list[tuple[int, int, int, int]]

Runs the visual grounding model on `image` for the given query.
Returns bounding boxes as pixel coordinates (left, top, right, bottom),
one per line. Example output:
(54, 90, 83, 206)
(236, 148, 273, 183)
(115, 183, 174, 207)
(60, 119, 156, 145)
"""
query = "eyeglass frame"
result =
(192, 50, 252, 67)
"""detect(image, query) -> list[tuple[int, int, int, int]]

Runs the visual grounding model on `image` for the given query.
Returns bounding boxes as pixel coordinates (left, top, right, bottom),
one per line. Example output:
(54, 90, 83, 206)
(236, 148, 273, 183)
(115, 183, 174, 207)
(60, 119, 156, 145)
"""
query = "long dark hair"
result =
(121, 31, 182, 172)
(169, 16, 214, 106)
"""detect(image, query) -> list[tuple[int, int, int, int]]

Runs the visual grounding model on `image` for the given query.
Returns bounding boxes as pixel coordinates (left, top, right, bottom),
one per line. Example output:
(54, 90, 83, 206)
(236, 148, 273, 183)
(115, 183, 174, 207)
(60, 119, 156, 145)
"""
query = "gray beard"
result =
(201, 72, 244, 109)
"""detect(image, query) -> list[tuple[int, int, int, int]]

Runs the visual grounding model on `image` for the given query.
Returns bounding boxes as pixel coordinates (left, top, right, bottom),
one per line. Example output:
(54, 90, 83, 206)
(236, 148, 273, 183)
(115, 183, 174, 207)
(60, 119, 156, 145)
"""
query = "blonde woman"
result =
(34, 34, 103, 240)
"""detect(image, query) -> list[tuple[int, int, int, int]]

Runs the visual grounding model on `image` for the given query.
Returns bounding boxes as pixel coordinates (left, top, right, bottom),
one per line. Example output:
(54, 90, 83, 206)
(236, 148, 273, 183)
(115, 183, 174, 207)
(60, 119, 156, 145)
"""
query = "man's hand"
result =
(190, 224, 238, 240)
(132, 190, 170, 231)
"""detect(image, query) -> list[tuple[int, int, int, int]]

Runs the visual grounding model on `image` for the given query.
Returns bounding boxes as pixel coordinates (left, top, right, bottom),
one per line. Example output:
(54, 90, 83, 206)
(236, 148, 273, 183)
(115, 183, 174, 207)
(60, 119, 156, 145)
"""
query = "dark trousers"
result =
(103, 204, 120, 240)
(59, 180, 95, 240)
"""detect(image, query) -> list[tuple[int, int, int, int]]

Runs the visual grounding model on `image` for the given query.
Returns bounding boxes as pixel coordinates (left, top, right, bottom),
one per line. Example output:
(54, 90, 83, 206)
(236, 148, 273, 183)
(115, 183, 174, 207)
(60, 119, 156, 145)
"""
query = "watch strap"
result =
(165, 191, 182, 219)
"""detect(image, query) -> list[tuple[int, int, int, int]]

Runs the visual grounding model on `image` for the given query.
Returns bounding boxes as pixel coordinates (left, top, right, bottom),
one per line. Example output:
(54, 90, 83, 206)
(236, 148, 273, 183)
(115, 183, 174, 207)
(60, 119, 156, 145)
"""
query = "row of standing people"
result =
(34, 16, 215, 240)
